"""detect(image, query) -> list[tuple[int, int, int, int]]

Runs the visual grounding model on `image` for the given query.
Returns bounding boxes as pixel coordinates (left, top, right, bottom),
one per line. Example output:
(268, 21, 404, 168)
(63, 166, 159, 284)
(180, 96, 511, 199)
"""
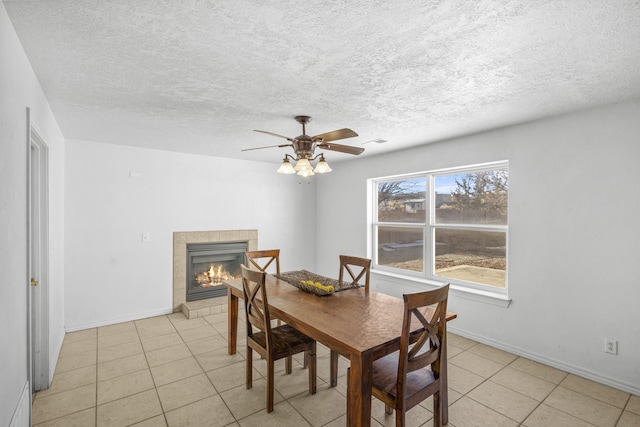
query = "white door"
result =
(28, 114, 50, 392)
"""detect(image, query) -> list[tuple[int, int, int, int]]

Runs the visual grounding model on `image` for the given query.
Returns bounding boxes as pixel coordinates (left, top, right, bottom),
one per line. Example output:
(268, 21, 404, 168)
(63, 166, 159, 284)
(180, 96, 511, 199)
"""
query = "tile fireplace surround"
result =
(173, 229, 257, 315)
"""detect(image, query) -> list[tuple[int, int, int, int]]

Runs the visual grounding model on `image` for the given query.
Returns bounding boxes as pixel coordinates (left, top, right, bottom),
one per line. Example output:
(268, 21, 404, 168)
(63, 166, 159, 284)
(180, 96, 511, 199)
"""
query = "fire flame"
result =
(195, 263, 231, 287)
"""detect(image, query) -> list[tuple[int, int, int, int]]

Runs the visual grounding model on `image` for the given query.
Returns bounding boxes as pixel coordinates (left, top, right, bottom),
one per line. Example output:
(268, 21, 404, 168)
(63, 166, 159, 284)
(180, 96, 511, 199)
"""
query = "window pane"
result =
(377, 178, 427, 223)
(377, 226, 424, 272)
(434, 228, 506, 287)
(435, 169, 508, 225)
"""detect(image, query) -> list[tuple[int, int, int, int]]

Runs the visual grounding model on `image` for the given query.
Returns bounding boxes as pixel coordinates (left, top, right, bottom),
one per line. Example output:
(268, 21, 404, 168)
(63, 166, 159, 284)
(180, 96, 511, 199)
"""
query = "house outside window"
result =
(370, 162, 508, 294)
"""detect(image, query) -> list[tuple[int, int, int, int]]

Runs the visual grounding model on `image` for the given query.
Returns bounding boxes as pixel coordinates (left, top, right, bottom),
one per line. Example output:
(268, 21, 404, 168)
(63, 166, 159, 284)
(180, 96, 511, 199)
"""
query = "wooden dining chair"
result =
(350, 284, 450, 427)
(244, 249, 293, 370)
(241, 265, 317, 413)
(338, 255, 371, 290)
(330, 255, 372, 386)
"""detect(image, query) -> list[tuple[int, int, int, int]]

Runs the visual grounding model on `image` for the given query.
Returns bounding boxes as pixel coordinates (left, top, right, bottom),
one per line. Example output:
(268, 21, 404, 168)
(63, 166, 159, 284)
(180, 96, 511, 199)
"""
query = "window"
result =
(370, 162, 508, 294)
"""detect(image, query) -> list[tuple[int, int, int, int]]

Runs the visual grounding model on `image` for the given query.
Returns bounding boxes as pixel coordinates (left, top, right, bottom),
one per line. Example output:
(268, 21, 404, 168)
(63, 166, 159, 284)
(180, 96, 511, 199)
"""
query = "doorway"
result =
(28, 110, 50, 392)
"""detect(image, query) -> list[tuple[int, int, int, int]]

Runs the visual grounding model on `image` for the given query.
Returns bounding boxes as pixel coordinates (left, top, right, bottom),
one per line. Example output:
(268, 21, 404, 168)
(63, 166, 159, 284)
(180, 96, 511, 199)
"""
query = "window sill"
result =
(371, 269, 511, 308)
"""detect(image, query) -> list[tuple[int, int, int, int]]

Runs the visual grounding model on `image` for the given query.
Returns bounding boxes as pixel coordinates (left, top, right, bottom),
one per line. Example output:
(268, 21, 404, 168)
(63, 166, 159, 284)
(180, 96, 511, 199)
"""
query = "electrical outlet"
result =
(604, 338, 618, 355)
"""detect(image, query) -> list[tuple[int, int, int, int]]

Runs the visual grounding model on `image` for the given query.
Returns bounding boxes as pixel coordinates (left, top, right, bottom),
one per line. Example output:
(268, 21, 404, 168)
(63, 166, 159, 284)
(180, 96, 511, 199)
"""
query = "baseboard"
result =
(65, 308, 174, 332)
(9, 381, 30, 427)
(448, 326, 640, 396)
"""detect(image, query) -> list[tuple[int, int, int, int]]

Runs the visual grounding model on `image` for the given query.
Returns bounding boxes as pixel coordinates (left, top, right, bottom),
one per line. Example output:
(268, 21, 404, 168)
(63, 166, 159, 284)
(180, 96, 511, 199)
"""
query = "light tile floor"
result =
(32, 311, 640, 426)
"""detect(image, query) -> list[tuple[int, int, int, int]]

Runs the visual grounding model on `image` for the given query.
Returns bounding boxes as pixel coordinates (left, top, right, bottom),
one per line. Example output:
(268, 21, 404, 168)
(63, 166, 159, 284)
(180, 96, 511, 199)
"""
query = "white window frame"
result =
(369, 161, 509, 298)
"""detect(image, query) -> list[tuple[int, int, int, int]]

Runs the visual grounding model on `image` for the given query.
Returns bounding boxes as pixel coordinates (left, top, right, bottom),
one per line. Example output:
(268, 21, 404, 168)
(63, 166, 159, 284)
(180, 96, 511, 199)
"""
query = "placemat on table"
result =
(275, 270, 361, 294)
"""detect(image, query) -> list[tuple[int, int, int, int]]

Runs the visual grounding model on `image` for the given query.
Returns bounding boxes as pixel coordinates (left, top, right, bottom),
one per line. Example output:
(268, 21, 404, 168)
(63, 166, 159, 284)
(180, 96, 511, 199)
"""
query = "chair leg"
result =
(267, 359, 274, 413)
(308, 344, 317, 395)
(285, 356, 292, 374)
(246, 346, 253, 389)
(433, 390, 442, 427)
(330, 349, 339, 387)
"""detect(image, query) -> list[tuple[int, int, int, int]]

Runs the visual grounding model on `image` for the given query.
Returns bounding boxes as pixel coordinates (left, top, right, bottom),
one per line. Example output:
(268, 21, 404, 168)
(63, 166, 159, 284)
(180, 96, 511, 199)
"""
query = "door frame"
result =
(27, 108, 50, 391)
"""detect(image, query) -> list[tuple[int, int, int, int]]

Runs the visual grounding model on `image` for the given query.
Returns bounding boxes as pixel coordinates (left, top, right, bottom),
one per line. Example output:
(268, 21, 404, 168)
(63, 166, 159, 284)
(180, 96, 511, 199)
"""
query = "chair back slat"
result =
(241, 265, 272, 344)
(245, 250, 281, 275)
(338, 255, 371, 290)
(406, 308, 441, 369)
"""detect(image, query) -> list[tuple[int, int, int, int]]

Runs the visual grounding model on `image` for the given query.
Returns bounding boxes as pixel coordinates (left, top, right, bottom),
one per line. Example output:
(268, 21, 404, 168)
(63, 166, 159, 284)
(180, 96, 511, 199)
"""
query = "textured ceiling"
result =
(4, 0, 640, 163)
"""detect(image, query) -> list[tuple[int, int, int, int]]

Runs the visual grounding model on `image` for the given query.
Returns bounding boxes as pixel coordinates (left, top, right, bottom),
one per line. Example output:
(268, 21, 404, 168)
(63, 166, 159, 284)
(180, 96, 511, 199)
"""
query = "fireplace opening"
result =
(186, 241, 247, 301)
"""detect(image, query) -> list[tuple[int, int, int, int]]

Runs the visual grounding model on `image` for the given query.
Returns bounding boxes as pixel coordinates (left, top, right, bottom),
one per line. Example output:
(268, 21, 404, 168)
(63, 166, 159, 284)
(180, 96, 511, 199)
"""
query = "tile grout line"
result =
(523, 375, 604, 427)
(501, 355, 557, 426)
(504, 355, 568, 427)
(450, 346, 561, 427)
(449, 349, 527, 426)
(135, 315, 169, 427)
(469, 342, 633, 421)
(172, 313, 236, 423)
(164, 312, 261, 423)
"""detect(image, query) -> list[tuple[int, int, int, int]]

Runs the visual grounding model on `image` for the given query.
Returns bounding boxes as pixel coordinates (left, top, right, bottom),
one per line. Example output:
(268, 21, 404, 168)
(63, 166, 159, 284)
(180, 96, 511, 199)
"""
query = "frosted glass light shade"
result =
(297, 168, 315, 177)
(277, 159, 296, 174)
(294, 158, 313, 172)
(313, 160, 332, 173)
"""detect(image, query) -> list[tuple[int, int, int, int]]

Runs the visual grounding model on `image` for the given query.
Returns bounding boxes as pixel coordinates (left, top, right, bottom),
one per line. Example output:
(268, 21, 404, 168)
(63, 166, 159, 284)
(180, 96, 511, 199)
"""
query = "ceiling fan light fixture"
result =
(277, 157, 296, 174)
(249, 116, 364, 177)
(294, 158, 313, 172)
(313, 155, 332, 173)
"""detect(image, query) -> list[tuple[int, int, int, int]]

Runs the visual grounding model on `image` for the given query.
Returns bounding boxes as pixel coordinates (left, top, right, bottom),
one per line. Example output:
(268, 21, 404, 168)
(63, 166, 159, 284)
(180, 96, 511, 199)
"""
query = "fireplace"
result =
(173, 230, 257, 313)
(186, 241, 246, 301)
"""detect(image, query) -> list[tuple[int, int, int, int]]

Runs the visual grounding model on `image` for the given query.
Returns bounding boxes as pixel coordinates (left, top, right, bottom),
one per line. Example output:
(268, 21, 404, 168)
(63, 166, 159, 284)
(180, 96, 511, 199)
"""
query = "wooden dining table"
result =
(222, 272, 457, 427)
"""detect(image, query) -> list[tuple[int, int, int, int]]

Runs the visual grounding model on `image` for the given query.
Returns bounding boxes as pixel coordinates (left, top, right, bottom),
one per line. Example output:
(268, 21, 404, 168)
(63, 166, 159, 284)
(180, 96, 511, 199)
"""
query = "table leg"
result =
(330, 350, 338, 387)
(348, 353, 372, 427)
(227, 292, 238, 355)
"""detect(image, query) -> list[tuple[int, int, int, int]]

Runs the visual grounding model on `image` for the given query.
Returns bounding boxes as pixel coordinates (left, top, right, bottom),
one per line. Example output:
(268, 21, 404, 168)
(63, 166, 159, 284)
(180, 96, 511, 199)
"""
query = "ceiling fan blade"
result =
(312, 128, 358, 142)
(317, 142, 365, 155)
(241, 143, 292, 152)
(254, 130, 296, 141)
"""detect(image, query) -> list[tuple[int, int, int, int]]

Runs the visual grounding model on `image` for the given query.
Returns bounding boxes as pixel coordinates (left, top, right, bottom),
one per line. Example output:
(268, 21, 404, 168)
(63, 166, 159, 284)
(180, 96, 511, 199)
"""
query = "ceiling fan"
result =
(242, 115, 364, 176)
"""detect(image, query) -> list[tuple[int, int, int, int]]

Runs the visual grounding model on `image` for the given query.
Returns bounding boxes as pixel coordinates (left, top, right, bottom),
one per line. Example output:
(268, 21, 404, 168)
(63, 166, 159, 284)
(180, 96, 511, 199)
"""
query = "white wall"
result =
(315, 99, 640, 395)
(64, 140, 316, 330)
(0, 4, 66, 425)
